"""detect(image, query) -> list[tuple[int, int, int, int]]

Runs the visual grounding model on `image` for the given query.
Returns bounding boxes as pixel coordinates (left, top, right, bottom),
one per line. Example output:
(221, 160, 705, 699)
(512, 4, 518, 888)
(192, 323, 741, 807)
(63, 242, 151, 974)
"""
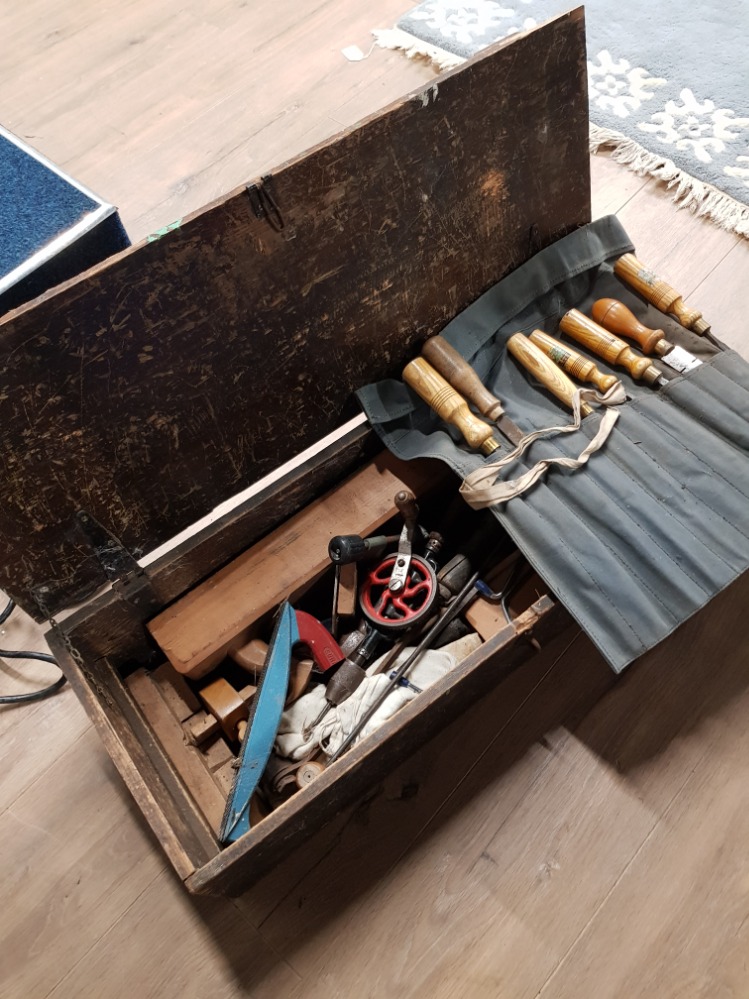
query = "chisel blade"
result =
(495, 413, 525, 448)
(662, 344, 702, 374)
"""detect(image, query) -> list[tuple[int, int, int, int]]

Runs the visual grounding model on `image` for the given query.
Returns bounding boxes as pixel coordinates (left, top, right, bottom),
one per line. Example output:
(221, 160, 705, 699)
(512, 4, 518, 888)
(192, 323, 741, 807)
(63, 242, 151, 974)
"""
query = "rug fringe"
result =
(590, 123, 749, 237)
(372, 27, 466, 71)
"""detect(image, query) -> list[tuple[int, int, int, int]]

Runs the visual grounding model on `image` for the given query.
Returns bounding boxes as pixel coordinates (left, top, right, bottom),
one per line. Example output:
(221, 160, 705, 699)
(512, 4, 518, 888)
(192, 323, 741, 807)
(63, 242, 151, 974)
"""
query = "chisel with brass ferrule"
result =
(403, 357, 521, 451)
(506, 333, 593, 416)
(421, 335, 524, 446)
(559, 309, 667, 388)
(528, 330, 622, 393)
(614, 252, 710, 335)
(591, 298, 701, 375)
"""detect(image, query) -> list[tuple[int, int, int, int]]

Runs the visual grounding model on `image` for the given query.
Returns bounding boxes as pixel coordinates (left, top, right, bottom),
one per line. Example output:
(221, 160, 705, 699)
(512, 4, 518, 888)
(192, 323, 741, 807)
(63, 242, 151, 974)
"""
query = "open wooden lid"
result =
(0, 9, 588, 619)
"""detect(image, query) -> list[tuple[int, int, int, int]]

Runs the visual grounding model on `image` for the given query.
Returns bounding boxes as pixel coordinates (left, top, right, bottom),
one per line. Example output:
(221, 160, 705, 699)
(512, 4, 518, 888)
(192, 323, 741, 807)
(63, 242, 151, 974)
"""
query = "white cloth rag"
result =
(275, 645, 457, 761)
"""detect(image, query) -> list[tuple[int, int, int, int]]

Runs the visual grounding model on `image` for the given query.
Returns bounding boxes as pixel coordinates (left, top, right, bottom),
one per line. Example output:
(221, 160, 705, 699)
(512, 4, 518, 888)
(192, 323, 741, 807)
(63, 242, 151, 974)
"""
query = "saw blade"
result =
(219, 600, 296, 844)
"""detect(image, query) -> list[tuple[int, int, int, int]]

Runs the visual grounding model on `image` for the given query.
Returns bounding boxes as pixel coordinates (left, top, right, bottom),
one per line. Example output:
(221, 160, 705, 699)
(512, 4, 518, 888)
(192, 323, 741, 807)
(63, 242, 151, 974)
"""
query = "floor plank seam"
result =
(0, 708, 90, 820)
(385, 630, 584, 878)
(39, 866, 167, 999)
(534, 757, 706, 997)
(229, 897, 304, 982)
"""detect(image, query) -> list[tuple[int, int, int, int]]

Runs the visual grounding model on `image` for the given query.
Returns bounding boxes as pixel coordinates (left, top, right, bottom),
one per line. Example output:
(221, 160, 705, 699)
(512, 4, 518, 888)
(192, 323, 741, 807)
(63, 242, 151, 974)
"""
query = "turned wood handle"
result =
(559, 309, 661, 386)
(403, 357, 500, 455)
(529, 330, 620, 393)
(591, 298, 671, 356)
(507, 334, 592, 417)
(613, 253, 707, 333)
(421, 336, 505, 420)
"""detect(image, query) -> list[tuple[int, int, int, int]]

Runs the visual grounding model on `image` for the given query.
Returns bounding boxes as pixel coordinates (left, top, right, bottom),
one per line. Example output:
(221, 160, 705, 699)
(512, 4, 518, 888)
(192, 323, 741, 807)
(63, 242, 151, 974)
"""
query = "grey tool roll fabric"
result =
(357, 215, 749, 673)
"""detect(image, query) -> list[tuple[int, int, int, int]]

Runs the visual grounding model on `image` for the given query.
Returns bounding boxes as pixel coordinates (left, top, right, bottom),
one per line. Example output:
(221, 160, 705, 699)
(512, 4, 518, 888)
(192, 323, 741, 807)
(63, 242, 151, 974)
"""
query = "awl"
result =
(591, 298, 701, 375)
(528, 330, 622, 393)
(559, 309, 667, 388)
(506, 333, 594, 415)
(403, 357, 522, 451)
(421, 335, 524, 446)
(614, 252, 711, 335)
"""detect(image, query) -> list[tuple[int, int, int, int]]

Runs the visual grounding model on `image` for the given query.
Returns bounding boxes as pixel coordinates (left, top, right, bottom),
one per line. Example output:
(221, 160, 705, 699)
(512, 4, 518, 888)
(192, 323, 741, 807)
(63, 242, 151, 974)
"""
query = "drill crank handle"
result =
(506, 333, 593, 416)
(421, 335, 506, 421)
(614, 253, 710, 334)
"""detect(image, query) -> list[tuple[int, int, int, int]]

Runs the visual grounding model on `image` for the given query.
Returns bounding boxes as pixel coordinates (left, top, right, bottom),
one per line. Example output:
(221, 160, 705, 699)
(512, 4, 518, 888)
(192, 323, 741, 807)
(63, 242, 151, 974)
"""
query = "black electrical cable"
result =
(0, 598, 67, 704)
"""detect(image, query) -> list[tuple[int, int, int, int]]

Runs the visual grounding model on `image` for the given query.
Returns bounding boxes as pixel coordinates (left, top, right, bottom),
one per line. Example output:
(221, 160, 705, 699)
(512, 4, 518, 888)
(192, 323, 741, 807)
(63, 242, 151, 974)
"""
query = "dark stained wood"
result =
(0, 9, 590, 618)
(187, 595, 569, 896)
(45, 631, 218, 872)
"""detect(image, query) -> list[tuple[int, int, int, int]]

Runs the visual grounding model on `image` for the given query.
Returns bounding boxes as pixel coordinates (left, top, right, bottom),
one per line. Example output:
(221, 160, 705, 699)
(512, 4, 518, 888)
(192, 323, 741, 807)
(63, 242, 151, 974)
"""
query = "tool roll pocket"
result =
(357, 216, 749, 673)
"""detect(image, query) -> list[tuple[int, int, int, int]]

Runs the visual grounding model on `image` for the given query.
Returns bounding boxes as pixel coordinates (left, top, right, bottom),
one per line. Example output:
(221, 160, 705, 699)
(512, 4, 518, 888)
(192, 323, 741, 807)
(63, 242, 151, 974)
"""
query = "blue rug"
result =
(374, 1, 749, 238)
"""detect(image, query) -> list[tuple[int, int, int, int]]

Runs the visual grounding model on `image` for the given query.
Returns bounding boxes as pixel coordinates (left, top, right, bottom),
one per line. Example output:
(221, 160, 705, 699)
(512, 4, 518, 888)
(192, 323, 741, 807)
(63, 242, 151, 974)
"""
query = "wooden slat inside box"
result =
(0, 10, 590, 893)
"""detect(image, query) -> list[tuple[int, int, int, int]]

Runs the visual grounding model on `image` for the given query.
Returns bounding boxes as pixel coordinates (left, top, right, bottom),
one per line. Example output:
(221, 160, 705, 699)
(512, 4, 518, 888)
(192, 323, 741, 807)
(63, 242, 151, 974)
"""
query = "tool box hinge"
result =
(246, 174, 286, 233)
(76, 511, 161, 614)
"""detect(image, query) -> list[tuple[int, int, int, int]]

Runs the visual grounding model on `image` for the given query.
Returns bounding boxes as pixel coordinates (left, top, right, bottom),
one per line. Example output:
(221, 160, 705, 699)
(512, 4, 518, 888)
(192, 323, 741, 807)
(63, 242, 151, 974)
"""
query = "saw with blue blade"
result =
(219, 600, 347, 844)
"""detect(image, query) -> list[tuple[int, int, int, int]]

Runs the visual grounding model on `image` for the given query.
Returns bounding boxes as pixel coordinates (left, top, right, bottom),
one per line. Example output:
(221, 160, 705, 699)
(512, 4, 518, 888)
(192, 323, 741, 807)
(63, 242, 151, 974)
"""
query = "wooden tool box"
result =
(0, 11, 590, 895)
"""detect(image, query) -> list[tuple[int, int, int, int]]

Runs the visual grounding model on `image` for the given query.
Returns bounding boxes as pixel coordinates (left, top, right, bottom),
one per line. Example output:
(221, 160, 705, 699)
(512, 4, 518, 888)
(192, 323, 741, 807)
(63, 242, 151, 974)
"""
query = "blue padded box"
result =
(1, 124, 130, 314)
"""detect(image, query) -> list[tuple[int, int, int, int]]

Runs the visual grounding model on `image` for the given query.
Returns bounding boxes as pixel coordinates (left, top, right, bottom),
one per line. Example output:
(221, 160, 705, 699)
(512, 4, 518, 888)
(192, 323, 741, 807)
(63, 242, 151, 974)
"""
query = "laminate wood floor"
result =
(2, 3, 748, 997)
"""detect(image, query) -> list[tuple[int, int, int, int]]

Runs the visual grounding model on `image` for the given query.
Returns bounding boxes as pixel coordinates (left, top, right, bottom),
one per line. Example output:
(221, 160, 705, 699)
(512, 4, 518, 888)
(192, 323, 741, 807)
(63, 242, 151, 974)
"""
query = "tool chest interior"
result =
(3, 7, 748, 897)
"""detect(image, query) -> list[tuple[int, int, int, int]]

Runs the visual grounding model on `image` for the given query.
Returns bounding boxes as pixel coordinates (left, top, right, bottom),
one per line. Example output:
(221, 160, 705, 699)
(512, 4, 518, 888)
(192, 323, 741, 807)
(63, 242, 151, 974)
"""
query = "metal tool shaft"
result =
(328, 572, 480, 762)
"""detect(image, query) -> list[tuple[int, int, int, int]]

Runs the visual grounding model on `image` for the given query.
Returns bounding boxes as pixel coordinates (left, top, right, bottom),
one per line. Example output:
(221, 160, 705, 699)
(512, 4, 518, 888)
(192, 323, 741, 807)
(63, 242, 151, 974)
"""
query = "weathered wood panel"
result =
(0, 10, 589, 618)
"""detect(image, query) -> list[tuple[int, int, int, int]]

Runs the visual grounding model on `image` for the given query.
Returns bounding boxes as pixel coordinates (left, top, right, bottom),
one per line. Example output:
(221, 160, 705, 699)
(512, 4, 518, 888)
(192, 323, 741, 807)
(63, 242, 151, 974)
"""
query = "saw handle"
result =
(528, 330, 619, 393)
(507, 333, 593, 416)
(559, 309, 661, 386)
(614, 253, 709, 334)
(421, 335, 505, 420)
(403, 357, 500, 455)
(591, 298, 671, 356)
(294, 611, 344, 672)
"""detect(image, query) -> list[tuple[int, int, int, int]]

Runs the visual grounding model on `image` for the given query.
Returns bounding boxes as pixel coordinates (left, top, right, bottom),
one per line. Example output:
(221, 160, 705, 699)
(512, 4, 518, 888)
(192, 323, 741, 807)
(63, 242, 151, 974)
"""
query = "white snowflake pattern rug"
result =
(374, 0, 749, 237)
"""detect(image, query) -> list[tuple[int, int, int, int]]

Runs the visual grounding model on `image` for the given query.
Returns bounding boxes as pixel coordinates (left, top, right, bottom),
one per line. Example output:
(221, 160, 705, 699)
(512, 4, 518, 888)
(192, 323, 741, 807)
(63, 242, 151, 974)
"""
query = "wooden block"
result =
(213, 760, 238, 797)
(125, 669, 226, 835)
(150, 663, 200, 722)
(197, 678, 248, 741)
(147, 453, 436, 679)
(183, 709, 218, 746)
(287, 657, 313, 704)
(200, 735, 234, 776)
(336, 562, 358, 618)
(228, 638, 268, 677)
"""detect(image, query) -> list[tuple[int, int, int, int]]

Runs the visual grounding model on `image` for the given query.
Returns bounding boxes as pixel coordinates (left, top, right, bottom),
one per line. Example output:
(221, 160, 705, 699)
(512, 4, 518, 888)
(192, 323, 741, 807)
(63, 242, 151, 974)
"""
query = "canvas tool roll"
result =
(357, 216, 749, 674)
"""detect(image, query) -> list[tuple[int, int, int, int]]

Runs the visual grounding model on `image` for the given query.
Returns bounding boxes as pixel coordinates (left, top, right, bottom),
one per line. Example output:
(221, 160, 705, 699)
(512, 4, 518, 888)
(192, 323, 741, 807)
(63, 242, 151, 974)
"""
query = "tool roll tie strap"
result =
(460, 383, 626, 508)
(357, 215, 749, 674)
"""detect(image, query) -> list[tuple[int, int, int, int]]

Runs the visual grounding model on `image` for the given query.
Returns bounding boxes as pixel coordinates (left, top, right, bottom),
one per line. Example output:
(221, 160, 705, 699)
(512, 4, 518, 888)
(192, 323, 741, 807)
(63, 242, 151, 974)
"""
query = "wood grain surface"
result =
(0, 9, 589, 619)
(2, 1, 749, 998)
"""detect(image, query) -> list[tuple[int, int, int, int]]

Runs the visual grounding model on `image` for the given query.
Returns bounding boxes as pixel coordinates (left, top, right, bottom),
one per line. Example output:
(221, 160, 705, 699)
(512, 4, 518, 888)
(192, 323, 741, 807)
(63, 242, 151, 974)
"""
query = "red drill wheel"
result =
(360, 554, 438, 632)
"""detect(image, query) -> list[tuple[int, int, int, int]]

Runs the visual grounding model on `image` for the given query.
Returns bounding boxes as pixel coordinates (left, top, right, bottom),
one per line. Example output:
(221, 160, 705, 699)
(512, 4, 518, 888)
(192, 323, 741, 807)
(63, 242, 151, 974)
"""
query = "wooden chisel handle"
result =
(559, 309, 662, 386)
(403, 357, 501, 455)
(421, 336, 505, 421)
(507, 334, 593, 417)
(529, 330, 620, 393)
(614, 253, 710, 334)
(591, 298, 672, 356)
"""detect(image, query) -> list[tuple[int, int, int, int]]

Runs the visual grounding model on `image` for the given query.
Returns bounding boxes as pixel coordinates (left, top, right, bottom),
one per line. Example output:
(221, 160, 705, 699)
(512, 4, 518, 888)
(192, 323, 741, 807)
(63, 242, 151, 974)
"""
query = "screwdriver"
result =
(591, 298, 701, 375)
(506, 334, 593, 416)
(403, 357, 506, 453)
(528, 330, 621, 393)
(614, 252, 710, 335)
(559, 309, 667, 387)
(421, 335, 523, 445)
